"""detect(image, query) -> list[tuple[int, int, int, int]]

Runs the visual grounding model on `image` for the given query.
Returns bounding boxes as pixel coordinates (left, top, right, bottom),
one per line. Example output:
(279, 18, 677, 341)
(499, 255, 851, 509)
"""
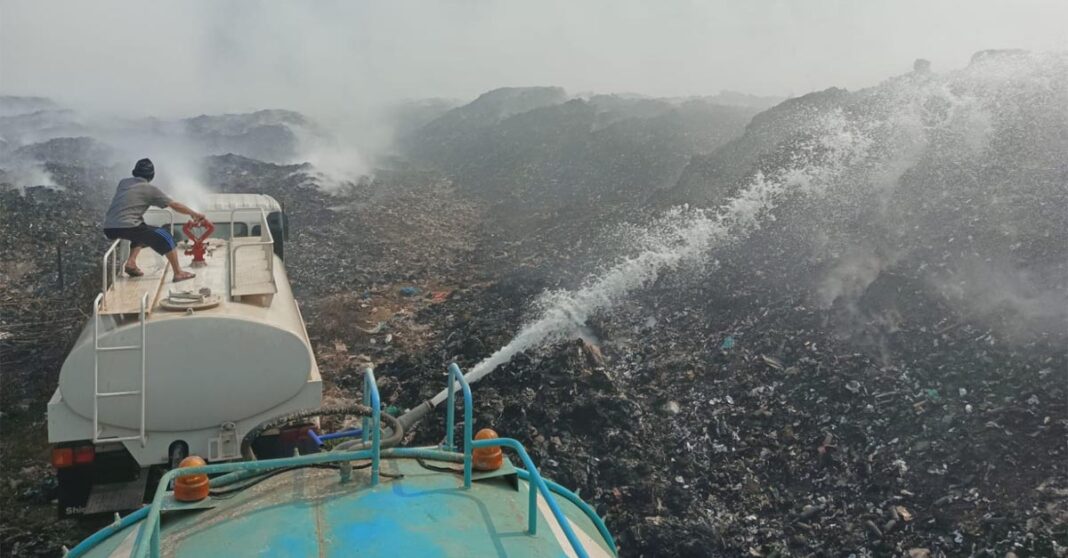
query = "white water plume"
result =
(443, 111, 875, 399)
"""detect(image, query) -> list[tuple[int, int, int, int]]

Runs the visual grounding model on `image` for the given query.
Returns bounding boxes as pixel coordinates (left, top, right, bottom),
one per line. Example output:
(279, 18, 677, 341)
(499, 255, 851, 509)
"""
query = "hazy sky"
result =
(2, 0, 1066, 117)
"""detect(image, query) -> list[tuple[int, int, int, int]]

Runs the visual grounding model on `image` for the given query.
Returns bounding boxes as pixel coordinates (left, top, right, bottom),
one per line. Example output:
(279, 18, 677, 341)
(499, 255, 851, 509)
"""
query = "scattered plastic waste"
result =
(355, 321, 385, 334)
(761, 355, 784, 370)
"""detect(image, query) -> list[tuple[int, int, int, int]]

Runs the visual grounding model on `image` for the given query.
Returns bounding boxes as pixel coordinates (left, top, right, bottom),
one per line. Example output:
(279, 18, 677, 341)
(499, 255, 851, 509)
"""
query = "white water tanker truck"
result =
(47, 194, 322, 516)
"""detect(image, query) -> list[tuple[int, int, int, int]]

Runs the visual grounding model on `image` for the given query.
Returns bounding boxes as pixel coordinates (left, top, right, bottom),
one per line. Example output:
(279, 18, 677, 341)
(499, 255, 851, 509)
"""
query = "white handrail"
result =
(227, 208, 275, 297)
(139, 293, 147, 446)
(92, 294, 103, 441)
(101, 240, 122, 304)
(105, 210, 175, 303)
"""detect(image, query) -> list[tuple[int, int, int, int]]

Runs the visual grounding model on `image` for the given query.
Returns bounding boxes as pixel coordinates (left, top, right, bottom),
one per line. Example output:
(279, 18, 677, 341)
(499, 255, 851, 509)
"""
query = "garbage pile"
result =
(2, 145, 1064, 557)
(374, 263, 1066, 557)
(0, 167, 116, 556)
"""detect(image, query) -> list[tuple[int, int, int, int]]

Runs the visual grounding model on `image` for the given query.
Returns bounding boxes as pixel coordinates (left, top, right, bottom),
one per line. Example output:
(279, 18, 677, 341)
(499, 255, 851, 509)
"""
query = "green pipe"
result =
(65, 506, 150, 558)
(445, 363, 474, 488)
(211, 467, 271, 488)
(472, 437, 589, 558)
(515, 468, 617, 556)
(131, 447, 467, 557)
(127, 446, 612, 558)
(133, 449, 371, 557)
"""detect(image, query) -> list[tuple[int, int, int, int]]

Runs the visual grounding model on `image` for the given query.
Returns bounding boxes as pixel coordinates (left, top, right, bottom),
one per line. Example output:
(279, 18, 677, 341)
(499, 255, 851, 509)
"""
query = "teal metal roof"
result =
(69, 366, 615, 558)
(77, 456, 613, 558)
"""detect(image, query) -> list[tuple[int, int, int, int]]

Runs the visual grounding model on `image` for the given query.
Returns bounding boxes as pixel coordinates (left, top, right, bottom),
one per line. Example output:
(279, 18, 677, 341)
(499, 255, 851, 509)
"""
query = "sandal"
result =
(124, 266, 144, 277)
(173, 272, 196, 283)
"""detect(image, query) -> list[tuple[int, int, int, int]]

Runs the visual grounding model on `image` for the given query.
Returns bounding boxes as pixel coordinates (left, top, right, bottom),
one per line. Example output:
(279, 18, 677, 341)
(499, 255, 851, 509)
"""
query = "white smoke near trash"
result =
(0, 97, 361, 203)
(937, 258, 1068, 334)
(0, 158, 60, 191)
(467, 51, 1068, 382)
(805, 52, 1068, 342)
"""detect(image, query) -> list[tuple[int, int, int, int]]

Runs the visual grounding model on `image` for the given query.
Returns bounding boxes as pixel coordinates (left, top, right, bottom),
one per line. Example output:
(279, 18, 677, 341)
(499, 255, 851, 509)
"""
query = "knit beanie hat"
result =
(132, 158, 155, 180)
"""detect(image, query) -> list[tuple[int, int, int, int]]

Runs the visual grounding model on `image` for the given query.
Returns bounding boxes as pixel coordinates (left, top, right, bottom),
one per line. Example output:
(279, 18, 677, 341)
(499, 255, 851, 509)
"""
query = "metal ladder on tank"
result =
(91, 291, 148, 446)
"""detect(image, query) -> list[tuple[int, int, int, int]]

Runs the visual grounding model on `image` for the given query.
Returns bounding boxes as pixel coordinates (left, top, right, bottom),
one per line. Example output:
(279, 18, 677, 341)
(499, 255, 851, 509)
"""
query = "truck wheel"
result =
(169, 441, 189, 469)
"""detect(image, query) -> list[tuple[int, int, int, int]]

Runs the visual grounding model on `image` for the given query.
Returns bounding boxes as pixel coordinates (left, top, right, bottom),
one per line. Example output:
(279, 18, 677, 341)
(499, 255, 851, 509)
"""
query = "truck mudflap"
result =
(82, 475, 149, 515)
(55, 443, 144, 517)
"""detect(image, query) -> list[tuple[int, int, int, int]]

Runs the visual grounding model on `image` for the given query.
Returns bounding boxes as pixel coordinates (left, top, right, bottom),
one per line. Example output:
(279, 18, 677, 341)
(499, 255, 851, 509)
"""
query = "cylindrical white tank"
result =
(56, 263, 316, 433)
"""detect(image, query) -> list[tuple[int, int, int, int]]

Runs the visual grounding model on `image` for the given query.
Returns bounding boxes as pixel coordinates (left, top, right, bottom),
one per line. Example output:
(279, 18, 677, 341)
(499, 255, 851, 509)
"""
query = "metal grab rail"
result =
(101, 240, 122, 299)
(227, 207, 270, 242)
(515, 468, 618, 555)
(444, 363, 474, 487)
(66, 506, 151, 557)
(474, 438, 590, 558)
(444, 364, 593, 558)
(125, 447, 423, 557)
(227, 208, 275, 297)
(92, 291, 149, 446)
(121, 364, 610, 558)
(361, 368, 382, 485)
(104, 208, 175, 300)
(122, 444, 611, 558)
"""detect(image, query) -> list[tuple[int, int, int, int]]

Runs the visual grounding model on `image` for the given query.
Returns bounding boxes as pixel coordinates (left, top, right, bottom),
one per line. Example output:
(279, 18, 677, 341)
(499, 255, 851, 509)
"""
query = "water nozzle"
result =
(397, 400, 434, 431)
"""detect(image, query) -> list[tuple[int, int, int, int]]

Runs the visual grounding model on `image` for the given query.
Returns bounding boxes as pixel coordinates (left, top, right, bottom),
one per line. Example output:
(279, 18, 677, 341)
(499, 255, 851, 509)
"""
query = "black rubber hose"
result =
(328, 410, 404, 453)
(209, 462, 403, 499)
(209, 464, 339, 498)
(397, 400, 434, 433)
(240, 405, 403, 460)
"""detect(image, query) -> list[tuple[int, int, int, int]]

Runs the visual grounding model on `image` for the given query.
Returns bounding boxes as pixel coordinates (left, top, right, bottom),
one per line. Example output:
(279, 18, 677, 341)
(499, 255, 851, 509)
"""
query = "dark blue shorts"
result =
(104, 223, 176, 255)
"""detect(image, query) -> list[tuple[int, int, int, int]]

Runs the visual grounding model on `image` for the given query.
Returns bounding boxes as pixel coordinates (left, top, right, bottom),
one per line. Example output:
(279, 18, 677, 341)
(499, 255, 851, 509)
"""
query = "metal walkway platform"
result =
(100, 249, 168, 316)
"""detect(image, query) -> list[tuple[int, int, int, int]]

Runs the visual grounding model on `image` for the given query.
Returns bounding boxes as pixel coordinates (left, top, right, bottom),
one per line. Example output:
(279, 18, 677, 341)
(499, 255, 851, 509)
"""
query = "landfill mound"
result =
(371, 263, 1065, 556)
(0, 96, 326, 164)
(2, 53, 1067, 557)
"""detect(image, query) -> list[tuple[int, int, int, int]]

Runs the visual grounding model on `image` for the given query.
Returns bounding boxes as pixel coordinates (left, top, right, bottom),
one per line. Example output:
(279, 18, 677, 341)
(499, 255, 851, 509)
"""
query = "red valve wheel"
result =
(182, 219, 215, 267)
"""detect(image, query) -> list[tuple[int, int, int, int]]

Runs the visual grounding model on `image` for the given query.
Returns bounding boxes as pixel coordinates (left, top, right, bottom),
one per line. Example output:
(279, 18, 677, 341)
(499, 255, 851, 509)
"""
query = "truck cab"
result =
(47, 193, 321, 516)
(154, 194, 289, 260)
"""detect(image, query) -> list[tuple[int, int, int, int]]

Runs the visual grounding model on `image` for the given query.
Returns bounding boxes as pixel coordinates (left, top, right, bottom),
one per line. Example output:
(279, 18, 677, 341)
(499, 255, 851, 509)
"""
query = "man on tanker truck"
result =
(53, 187, 317, 516)
(102, 158, 206, 282)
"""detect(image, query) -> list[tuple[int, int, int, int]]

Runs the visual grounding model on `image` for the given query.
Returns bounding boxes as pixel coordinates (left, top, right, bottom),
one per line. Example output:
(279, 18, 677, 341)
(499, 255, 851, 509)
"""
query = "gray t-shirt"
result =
(103, 177, 173, 228)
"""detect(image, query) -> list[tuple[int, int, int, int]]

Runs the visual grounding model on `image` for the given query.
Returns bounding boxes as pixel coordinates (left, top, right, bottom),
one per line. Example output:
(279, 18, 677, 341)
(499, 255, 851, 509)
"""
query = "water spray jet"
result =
(399, 111, 875, 431)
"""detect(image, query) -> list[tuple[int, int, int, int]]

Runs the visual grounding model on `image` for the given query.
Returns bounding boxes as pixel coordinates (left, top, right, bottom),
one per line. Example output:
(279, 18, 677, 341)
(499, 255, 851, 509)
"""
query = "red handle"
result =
(183, 219, 214, 264)
(182, 219, 215, 243)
